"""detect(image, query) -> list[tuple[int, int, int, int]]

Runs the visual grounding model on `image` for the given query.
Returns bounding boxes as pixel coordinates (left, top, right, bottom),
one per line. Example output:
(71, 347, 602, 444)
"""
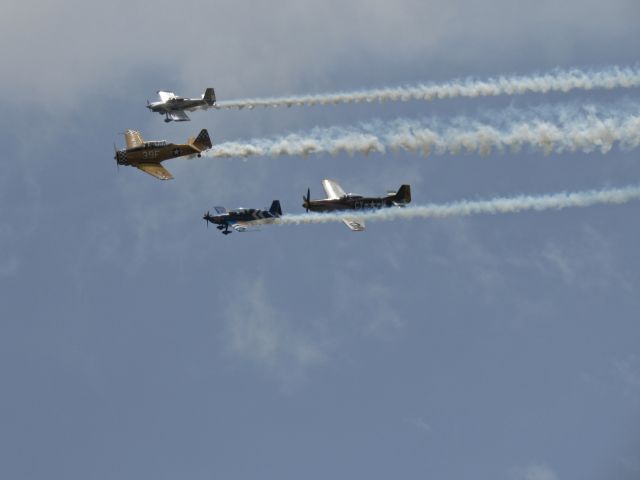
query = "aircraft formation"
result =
(114, 66, 640, 235)
(115, 87, 412, 234)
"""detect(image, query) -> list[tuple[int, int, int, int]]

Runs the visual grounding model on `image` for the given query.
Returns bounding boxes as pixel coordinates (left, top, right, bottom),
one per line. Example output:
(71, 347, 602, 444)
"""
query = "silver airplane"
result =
(147, 88, 216, 122)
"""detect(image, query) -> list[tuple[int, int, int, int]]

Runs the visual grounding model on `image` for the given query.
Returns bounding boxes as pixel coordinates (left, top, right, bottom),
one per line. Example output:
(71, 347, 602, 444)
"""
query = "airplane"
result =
(114, 129, 212, 180)
(146, 88, 216, 122)
(302, 179, 411, 231)
(203, 201, 283, 235)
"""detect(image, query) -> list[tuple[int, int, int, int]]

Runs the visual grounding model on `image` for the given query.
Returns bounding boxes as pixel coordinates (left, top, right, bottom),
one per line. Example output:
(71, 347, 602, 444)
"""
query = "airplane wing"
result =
(167, 111, 190, 122)
(124, 130, 144, 149)
(342, 218, 366, 232)
(135, 163, 174, 180)
(231, 222, 250, 232)
(157, 91, 176, 102)
(322, 179, 346, 200)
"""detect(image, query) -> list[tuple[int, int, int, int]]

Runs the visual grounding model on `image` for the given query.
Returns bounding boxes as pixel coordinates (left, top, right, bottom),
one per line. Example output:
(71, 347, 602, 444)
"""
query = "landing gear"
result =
(197, 153, 201, 158)
(216, 225, 224, 230)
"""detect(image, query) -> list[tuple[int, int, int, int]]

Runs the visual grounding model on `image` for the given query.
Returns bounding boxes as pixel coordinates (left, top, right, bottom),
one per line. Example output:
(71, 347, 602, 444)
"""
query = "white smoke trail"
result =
(214, 66, 640, 110)
(278, 184, 640, 226)
(208, 106, 640, 159)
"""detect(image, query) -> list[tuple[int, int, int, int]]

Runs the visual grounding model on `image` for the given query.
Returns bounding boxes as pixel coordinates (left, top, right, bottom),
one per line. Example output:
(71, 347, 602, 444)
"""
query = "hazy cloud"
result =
(2, 0, 638, 107)
(535, 225, 630, 290)
(0, 256, 19, 279)
(515, 464, 559, 480)
(221, 278, 325, 382)
(331, 274, 404, 337)
(406, 416, 432, 432)
(613, 354, 640, 389)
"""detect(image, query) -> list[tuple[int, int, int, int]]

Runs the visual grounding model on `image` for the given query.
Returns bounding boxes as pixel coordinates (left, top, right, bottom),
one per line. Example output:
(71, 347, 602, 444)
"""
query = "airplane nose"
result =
(203, 212, 212, 227)
(113, 143, 120, 163)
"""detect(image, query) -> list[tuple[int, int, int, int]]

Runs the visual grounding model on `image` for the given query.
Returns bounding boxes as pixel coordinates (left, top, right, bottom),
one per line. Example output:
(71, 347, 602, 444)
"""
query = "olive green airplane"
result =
(113, 129, 212, 180)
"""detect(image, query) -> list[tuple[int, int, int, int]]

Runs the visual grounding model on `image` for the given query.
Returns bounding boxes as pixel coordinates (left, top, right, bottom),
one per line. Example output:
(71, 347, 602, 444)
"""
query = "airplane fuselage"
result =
(115, 142, 200, 167)
(147, 98, 206, 113)
(206, 209, 278, 225)
(305, 195, 400, 212)
(204, 207, 281, 234)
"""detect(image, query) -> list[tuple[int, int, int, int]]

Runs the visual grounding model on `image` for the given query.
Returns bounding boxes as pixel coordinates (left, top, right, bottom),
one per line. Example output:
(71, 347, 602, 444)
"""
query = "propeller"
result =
(303, 188, 311, 212)
(203, 211, 210, 227)
(113, 143, 119, 172)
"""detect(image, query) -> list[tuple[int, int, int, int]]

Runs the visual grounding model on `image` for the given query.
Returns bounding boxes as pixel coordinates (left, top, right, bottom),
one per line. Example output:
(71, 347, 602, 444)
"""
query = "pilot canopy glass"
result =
(146, 141, 168, 148)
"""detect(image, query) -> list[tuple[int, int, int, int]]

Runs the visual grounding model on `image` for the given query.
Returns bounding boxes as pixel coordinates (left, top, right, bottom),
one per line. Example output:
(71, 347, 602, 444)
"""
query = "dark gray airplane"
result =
(147, 88, 216, 122)
(302, 179, 411, 231)
(203, 201, 283, 235)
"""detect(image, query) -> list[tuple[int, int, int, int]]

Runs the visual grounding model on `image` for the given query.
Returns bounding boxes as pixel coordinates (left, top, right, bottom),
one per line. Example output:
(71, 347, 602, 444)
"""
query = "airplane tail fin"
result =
(191, 129, 212, 151)
(269, 200, 283, 217)
(393, 185, 411, 204)
(203, 88, 216, 106)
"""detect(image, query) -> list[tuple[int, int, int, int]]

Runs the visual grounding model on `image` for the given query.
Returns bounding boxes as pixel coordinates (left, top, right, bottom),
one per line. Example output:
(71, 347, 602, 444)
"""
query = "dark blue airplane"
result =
(203, 201, 283, 235)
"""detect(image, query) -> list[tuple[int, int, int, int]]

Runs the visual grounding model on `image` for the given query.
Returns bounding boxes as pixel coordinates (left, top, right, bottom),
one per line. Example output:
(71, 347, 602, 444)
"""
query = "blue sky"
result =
(1, 1, 640, 479)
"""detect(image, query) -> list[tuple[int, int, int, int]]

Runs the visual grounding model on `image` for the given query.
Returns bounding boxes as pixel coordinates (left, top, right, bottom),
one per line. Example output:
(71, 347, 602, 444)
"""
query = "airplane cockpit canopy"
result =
(147, 141, 168, 148)
(213, 206, 227, 214)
